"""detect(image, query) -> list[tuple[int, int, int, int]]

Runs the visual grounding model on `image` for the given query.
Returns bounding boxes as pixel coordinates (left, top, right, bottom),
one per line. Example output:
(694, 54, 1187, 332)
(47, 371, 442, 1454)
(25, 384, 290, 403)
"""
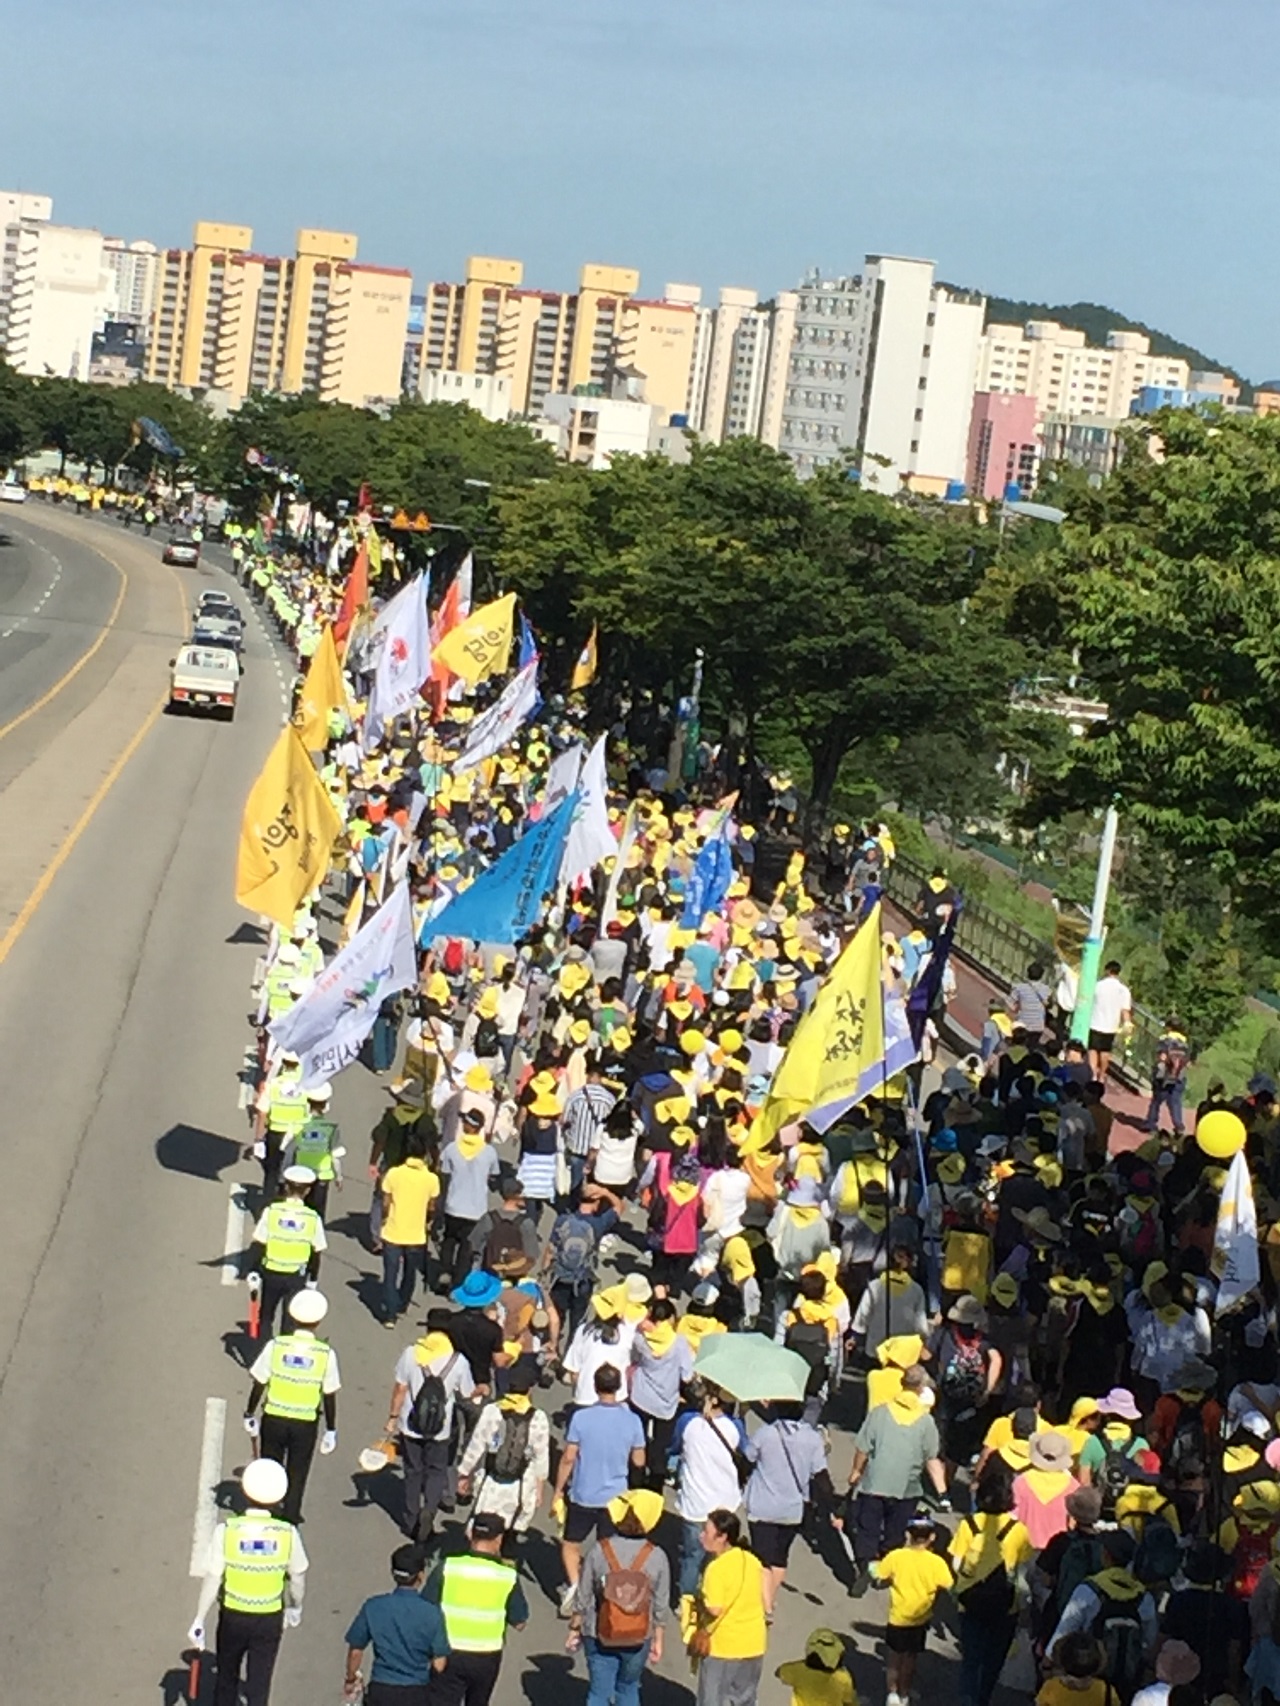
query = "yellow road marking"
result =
(0, 544, 128, 743)
(0, 527, 189, 968)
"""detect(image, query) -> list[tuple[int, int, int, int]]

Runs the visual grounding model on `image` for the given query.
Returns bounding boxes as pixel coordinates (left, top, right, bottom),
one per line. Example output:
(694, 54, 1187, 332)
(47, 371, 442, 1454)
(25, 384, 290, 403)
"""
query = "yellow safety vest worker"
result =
(264, 967, 296, 1022)
(262, 1201, 320, 1274)
(221, 1513, 293, 1614)
(438, 1553, 519, 1652)
(264, 1332, 331, 1421)
(292, 1120, 337, 1182)
(268, 1079, 309, 1137)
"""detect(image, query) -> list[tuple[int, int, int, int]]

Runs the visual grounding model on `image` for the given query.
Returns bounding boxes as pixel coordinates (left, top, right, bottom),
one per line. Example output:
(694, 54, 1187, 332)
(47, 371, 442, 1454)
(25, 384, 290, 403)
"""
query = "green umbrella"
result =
(693, 1332, 811, 1403)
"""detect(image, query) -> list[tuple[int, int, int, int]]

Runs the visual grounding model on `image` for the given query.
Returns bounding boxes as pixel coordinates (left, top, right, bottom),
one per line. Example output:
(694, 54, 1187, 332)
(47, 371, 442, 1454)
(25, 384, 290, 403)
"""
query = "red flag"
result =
(333, 541, 369, 651)
(357, 481, 373, 520)
(427, 572, 465, 717)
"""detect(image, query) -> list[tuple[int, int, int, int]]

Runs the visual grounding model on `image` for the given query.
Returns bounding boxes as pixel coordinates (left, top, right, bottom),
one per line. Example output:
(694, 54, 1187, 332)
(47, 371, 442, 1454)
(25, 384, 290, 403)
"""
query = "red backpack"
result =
(1229, 1519, 1280, 1600)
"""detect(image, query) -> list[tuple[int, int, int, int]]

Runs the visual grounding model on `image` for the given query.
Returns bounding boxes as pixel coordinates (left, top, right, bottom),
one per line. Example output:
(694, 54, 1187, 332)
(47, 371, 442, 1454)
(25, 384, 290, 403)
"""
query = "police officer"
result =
(254, 1051, 309, 1200)
(244, 1288, 339, 1525)
(189, 1458, 307, 1706)
(248, 1166, 327, 1339)
(421, 1511, 528, 1705)
(283, 1083, 342, 1222)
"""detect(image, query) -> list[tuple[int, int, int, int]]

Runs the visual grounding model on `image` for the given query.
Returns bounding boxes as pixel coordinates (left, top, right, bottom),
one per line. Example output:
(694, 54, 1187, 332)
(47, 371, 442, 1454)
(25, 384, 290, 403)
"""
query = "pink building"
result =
(967, 391, 1040, 501)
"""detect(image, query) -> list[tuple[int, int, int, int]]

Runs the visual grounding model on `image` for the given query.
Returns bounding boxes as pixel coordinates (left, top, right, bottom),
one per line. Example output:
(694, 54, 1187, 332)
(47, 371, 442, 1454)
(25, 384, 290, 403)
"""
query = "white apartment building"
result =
(102, 238, 160, 327)
(0, 216, 108, 378)
(538, 389, 660, 469)
(418, 368, 513, 421)
(0, 191, 52, 227)
(691, 286, 797, 447)
(977, 321, 1190, 418)
(780, 255, 985, 491)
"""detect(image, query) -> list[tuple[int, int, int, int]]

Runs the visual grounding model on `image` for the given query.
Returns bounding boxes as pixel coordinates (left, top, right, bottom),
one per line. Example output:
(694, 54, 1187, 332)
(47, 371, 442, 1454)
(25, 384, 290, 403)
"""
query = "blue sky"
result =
(6, 0, 1274, 375)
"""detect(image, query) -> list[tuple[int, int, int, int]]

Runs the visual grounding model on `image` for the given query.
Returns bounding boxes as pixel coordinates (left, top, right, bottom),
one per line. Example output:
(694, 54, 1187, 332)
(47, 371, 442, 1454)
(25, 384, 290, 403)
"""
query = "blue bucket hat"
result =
(930, 1127, 958, 1153)
(451, 1270, 503, 1309)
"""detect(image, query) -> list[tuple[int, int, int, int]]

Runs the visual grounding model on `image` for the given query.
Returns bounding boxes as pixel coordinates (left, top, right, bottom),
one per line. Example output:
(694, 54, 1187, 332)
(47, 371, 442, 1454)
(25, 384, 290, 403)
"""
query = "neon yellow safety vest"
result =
(293, 1120, 337, 1182)
(264, 1332, 331, 1420)
(262, 1201, 320, 1273)
(265, 969, 296, 1021)
(268, 1080, 309, 1137)
(221, 1514, 293, 1613)
(438, 1553, 518, 1652)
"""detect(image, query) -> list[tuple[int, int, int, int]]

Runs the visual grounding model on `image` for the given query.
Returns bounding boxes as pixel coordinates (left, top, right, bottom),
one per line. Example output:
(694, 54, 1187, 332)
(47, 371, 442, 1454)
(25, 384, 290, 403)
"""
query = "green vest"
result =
(268, 1079, 308, 1136)
(262, 1200, 320, 1274)
(264, 1332, 330, 1420)
(439, 1553, 518, 1652)
(293, 1119, 337, 1182)
(222, 1514, 293, 1613)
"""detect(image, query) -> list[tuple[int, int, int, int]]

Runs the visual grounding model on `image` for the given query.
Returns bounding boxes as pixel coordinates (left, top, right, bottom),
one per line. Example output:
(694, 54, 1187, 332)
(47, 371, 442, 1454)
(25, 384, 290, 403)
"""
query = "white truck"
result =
(168, 644, 239, 720)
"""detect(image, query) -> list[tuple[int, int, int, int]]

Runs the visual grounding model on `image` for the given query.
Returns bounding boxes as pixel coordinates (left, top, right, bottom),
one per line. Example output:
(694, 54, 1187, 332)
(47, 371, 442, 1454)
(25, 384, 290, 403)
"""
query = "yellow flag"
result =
(754, 903, 886, 1143)
(236, 727, 343, 927)
(571, 623, 598, 690)
(293, 625, 348, 751)
(367, 525, 386, 579)
(431, 592, 515, 686)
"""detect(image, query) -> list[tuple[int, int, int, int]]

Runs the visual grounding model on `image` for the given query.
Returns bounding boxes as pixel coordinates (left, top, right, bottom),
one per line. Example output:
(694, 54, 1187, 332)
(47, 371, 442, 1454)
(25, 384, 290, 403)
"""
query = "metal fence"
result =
(884, 851, 1160, 1089)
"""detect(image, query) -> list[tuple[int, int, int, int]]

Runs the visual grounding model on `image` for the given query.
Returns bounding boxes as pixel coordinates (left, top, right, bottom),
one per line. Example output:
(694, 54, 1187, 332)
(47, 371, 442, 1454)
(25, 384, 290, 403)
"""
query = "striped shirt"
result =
(561, 1083, 618, 1158)
(1008, 979, 1049, 1035)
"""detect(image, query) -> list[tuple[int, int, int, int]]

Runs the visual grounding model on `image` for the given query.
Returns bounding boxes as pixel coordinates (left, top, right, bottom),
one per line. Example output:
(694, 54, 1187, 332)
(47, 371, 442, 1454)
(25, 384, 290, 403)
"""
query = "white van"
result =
(169, 644, 239, 720)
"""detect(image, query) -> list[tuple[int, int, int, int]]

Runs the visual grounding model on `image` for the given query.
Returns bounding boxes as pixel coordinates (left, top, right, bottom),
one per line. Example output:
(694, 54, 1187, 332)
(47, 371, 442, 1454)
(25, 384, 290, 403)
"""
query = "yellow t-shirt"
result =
(775, 1660, 857, 1706)
(871, 1545, 954, 1626)
(1037, 1680, 1113, 1706)
(381, 1158, 440, 1246)
(983, 1412, 1045, 1452)
(700, 1547, 768, 1659)
(949, 1512, 1034, 1586)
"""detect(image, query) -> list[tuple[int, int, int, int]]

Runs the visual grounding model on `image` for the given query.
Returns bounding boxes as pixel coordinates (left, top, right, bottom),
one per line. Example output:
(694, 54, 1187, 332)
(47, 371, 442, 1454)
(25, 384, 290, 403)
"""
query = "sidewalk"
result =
(884, 901, 1152, 1151)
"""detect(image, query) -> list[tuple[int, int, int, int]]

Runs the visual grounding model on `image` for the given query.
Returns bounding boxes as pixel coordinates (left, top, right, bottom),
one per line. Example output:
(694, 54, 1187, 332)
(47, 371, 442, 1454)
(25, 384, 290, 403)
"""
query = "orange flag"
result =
(333, 541, 369, 652)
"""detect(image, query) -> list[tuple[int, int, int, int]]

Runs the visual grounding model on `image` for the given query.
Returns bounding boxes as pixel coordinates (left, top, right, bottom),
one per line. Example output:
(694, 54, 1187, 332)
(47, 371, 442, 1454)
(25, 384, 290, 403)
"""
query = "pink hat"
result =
(1098, 1387, 1142, 1422)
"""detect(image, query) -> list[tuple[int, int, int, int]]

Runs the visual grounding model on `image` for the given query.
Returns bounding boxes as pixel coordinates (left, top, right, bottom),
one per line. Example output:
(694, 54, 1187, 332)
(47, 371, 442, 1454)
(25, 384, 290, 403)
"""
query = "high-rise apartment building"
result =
(967, 392, 1040, 500)
(0, 200, 108, 379)
(102, 238, 159, 327)
(976, 321, 1189, 418)
(417, 258, 703, 422)
(144, 222, 409, 406)
(779, 256, 985, 491)
(691, 287, 797, 446)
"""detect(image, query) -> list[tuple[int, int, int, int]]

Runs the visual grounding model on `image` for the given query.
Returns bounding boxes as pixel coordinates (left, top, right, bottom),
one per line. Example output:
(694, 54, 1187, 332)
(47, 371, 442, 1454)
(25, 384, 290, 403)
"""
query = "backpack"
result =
(940, 1332, 988, 1410)
(1163, 1401, 1206, 1474)
(1089, 1580, 1146, 1694)
(1132, 1517, 1180, 1586)
(442, 940, 464, 975)
(410, 1354, 457, 1440)
(595, 1539, 656, 1647)
(1098, 1439, 1157, 1520)
(957, 1518, 1017, 1617)
(474, 1016, 500, 1056)
(1054, 1531, 1105, 1616)
(548, 1213, 596, 1293)
(1229, 1518, 1280, 1600)
(784, 1319, 831, 1397)
(486, 1409, 535, 1484)
(1123, 1200, 1162, 1263)
(498, 1285, 538, 1348)
(484, 1217, 530, 1278)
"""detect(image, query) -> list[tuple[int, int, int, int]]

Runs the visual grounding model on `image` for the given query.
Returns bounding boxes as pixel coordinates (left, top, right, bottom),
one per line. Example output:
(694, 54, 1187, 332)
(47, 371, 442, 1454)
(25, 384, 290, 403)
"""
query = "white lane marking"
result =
(222, 1183, 249, 1285)
(189, 1396, 227, 1576)
(0, 548, 62, 640)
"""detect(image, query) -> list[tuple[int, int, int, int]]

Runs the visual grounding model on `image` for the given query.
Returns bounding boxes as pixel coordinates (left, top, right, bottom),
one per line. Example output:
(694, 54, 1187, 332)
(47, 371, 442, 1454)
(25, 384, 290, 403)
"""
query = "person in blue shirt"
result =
(343, 1543, 451, 1705)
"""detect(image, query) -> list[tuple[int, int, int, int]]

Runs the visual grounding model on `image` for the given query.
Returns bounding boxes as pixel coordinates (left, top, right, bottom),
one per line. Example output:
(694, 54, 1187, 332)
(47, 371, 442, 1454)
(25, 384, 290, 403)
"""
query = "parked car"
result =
(0, 479, 27, 503)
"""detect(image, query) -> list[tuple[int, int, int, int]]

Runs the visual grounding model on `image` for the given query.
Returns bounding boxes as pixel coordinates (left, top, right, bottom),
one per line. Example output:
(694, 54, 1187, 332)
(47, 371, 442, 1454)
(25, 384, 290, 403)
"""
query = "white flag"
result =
(269, 883, 418, 1088)
(601, 801, 640, 925)
(364, 576, 430, 749)
(452, 661, 540, 773)
(543, 743, 584, 818)
(1213, 1149, 1260, 1315)
(560, 735, 617, 884)
(446, 552, 475, 703)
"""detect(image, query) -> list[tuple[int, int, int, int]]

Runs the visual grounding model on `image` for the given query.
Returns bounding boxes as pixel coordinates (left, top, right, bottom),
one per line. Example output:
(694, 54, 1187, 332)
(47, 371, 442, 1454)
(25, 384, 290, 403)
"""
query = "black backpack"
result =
(957, 1518, 1017, 1617)
(1054, 1531, 1105, 1616)
(487, 1410, 535, 1483)
(1098, 1439, 1157, 1519)
(1090, 1581, 1146, 1694)
(483, 1217, 529, 1277)
(783, 1320, 831, 1397)
(1164, 1401, 1207, 1474)
(411, 1354, 457, 1439)
(474, 1017, 500, 1056)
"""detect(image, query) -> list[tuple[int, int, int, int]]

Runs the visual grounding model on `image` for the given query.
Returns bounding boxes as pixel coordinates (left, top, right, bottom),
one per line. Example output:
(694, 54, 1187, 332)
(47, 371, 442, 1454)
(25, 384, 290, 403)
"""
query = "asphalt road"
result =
(0, 505, 1013, 1706)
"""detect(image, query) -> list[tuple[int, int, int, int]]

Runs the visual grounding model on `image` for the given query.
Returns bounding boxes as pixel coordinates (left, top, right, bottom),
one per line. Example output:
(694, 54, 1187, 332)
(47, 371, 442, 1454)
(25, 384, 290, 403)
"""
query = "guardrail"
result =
(883, 851, 1161, 1088)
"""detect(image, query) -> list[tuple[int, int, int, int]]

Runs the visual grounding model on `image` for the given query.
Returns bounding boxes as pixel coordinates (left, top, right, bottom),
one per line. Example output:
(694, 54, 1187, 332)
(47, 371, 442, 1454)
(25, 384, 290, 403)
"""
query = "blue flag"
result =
(420, 791, 578, 946)
(907, 902, 960, 1047)
(680, 821, 735, 929)
(517, 611, 540, 670)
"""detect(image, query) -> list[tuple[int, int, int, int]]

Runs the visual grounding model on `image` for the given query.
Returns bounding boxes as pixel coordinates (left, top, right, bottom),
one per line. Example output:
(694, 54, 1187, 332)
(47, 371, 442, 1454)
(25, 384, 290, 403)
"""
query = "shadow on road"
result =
(156, 1124, 242, 1180)
(225, 921, 266, 946)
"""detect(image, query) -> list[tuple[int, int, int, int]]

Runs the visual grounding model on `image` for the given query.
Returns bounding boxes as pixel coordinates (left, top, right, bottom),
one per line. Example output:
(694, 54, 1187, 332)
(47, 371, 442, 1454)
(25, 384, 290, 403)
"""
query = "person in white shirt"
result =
(562, 1304, 636, 1407)
(1088, 960, 1133, 1079)
(676, 1388, 744, 1597)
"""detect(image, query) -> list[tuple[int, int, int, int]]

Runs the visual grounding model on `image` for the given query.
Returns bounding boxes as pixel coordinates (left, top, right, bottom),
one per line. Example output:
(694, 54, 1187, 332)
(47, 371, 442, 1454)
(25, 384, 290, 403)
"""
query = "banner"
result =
(270, 884, 418, 1088)
(452, 660, 540, 773)
(235, 727, 343, 928)
(1214, 1149, 1260, 1315)
(364, 576, 431, 749)
(293, 625, 347, 751)
(680, 815, 735, 929)
(422, 791, 578, 946)
(431, 591, 515, 686)
(754, 904, 889, 1142)
(561, 735, 617, 884)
